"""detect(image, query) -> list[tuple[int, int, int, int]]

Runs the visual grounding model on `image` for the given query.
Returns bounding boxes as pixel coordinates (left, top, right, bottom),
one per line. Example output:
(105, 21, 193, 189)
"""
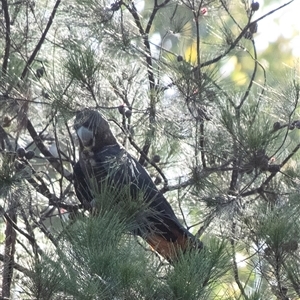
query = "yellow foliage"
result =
(232, 70, 248, 86)
(184, 42, 198, 65)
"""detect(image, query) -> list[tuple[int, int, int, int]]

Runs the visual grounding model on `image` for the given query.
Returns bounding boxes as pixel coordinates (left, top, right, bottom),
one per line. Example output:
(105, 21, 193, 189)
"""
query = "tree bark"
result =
(1, 210, 17, 299)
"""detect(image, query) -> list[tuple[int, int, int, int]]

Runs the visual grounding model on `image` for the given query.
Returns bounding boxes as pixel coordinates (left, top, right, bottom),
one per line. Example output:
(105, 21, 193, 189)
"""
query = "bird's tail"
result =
(146, 230, 203, 263)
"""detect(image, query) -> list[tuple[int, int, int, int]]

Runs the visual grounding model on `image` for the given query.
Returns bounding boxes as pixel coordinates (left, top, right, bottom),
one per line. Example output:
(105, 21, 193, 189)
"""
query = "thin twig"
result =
(198, 0, 295, 69)
(26, 119, 72, 181)
(237, 39, 258, 109)
(20, 0, 62, 80)
(231, 222, 249, 300)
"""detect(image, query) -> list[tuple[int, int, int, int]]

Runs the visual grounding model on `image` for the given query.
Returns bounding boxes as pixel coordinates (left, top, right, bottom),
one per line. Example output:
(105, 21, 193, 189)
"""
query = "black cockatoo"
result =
(73, 108, 202, 262)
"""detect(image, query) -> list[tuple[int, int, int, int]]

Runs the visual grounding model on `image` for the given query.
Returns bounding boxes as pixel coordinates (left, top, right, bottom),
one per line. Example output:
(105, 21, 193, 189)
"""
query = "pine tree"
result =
(1, 0, 299, 299)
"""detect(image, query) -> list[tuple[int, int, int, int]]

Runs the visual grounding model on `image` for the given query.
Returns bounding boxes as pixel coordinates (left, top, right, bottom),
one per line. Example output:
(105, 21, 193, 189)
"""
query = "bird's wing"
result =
(75, 144, 202, 261)
(89, 146, 194, 234)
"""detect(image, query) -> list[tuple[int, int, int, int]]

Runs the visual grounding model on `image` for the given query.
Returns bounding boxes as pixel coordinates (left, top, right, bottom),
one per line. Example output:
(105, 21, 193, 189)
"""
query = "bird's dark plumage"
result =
(73, 109, 202, 262)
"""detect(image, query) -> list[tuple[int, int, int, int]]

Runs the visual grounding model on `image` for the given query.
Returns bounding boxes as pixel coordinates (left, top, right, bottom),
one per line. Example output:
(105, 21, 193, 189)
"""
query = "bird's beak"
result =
(76, 126, 94, 149)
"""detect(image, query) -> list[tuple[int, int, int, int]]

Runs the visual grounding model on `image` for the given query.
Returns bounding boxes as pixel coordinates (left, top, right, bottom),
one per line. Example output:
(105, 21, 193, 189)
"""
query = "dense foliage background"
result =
(1, 0, 299, 299)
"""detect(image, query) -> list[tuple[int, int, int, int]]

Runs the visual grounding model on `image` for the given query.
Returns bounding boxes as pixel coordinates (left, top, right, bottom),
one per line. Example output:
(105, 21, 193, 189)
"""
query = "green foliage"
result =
(27, 258, 63, 300)
(65, 43, 101, 87)
(30, 212, 231, 299)
(168, 238, 231, 300)
(57, 213, 152, 299)
(255, 205, 300, 253)
(1, 0, 300, 299)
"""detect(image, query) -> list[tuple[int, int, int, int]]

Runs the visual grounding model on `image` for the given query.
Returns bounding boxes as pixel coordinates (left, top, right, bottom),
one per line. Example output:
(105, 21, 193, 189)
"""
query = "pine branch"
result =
(199, 122, 206, 168)
(282, 261, 300, 297)
(241, 142, 300, 197)
(237, 39, 258, 109)
(230, 222, 249, 300)
(1, 0, 11, 75)
(1, 210, 17, 299)
(0, 205, 36, 247)
(19, 205, 39, 257)
(125, 1, 160, 165)
(229, 151, 239, 194)
(0, 254, 31, 277)
(0, 126, 13, 151)
(128, 135, 169, 187)
(20, 0, 62, 80)
(24, 162, 81, 212)
(220, 0, 243, 31)
(26, 119, 72, 181)
(199, 0, 295, 69)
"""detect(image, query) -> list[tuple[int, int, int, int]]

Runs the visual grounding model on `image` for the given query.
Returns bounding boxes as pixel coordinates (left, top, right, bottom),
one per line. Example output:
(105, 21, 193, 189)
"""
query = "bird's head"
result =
(74, 109, 117, 151)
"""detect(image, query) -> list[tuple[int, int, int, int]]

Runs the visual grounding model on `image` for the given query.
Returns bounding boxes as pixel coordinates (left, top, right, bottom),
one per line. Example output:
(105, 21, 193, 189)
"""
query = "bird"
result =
(73, 108, 202, 262)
